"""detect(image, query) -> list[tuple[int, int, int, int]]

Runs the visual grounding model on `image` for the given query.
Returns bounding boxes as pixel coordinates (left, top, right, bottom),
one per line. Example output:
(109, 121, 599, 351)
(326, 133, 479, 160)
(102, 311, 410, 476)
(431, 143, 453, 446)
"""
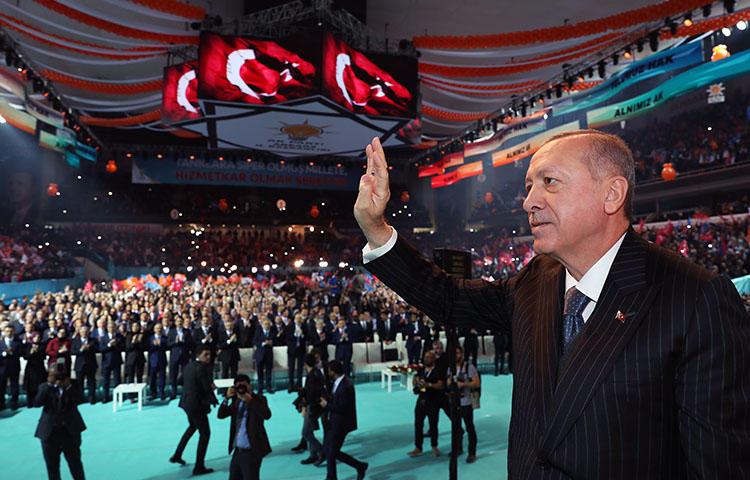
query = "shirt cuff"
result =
(362, 226, 398, 264)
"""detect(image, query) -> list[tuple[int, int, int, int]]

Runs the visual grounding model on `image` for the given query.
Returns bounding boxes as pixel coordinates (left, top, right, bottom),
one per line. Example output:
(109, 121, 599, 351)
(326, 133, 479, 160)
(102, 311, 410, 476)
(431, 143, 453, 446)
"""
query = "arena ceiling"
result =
(0, 0, 744, 148)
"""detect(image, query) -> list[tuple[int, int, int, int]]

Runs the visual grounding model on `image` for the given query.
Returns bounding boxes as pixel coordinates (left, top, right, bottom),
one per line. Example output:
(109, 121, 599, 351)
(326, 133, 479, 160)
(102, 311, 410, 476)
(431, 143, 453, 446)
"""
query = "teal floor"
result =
(1, 374, 513, 480)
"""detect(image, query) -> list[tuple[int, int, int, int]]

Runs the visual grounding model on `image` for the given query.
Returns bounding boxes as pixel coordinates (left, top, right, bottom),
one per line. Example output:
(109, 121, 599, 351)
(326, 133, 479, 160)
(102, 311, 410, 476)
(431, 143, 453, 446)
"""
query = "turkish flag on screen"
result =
(162, 61, 201, 122)
(199, 33, 316, 105)
(322, 33, 413, 117)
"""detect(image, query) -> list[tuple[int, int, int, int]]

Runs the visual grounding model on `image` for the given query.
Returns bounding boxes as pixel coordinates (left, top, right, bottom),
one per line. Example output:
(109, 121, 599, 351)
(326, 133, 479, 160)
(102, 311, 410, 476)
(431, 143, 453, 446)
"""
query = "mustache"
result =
(528, 213, 552, 225)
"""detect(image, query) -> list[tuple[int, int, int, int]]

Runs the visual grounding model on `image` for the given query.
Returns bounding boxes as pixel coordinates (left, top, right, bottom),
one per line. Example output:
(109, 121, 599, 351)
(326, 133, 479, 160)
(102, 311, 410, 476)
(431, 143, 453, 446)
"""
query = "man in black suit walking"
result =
(34, 366, 86, 480)
(355, 133, 750, 479)
(319, 360, 368, 480)
(217, 374, 272, 480)
(170, 345, 217, 476)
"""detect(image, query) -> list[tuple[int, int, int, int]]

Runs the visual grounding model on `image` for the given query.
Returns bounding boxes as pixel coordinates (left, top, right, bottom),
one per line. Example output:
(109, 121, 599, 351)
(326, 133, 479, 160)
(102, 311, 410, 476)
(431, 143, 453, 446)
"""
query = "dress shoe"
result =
(466, 455, 477, 464)
(169, 455, 186, 466)
(407, 448, 422, 457)
(356, 462, 368, 480)
(432, 447, 442, 457)
(313, 456, 326, 467)
(301, 455, 319, 465)
(192, 467, 214, 476)
(291, 442, 307, 453)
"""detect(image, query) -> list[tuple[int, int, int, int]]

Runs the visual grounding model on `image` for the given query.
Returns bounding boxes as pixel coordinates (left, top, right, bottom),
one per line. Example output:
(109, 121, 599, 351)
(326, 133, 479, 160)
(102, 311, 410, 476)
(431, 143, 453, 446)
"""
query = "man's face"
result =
(3, 327, 12, 338)
(433, 341, 444, 355)
(154, 324, 162, 334)
(523, 137, 606, 258)
(423, 351, 435, 367)
(198, 349, 211, 363)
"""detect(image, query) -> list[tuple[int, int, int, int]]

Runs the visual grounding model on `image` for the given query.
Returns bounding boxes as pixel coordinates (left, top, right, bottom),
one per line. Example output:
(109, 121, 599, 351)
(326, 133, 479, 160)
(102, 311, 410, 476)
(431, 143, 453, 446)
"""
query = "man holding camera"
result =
(217, 374, 272, 480)
(408, 350, 445, 458)
(34, 365, 86, 480)
(171, 345, 218, 476)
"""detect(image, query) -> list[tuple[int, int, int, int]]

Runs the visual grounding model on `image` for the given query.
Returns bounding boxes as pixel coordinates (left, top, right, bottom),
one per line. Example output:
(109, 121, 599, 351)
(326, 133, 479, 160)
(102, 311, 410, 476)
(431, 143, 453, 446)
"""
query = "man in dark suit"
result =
(192, 317, 216, 361)
(147, 323, 168, 401)
(286, 316, 307, 391)
(0, 325, 21, 410)
(97, 322, 123, 403)
(217, 374, 272, 480)
(309, 319, 330, 364)
(376, 311, 397, 342)
(300, 353, 326, 464)
(332, 320, 353, 376)
(71, 325, 97, 404)
(253, 319, 275, 394)
(355, 132, 750, 478)
(34, 366, 86, 480)
(404, 317, 428, 364)
(167, 317, 192, 399)
(218, 318, 241, 380)
(319, 360, 368, 480)
(171, 345, 217, 476)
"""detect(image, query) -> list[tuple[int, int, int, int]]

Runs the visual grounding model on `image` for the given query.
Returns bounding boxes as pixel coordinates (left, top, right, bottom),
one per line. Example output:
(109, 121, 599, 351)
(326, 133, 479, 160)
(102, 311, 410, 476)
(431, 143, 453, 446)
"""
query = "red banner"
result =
(162, 61, 201, 122)
(431, 160, 483, 188)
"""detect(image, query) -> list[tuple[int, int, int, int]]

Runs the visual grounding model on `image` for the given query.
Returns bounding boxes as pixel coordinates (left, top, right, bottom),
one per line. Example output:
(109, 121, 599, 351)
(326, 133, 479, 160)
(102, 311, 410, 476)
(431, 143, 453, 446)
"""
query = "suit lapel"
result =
(532, 262, 564, 432)
(540, 232, 661, 455)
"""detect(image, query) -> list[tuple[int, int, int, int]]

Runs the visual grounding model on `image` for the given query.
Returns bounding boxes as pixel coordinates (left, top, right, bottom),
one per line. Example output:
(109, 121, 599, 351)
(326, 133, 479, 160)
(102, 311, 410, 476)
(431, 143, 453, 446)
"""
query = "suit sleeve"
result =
(256, 395, 272, 420)
(217, 399, 234, 419)
(675, 275, 750, 479)
(364, 235, 514, 334)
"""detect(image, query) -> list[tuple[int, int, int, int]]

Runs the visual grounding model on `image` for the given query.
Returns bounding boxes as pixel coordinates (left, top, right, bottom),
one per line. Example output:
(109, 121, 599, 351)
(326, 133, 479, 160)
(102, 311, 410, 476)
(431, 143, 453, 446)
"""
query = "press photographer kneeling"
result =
(217, 374, 272, 480)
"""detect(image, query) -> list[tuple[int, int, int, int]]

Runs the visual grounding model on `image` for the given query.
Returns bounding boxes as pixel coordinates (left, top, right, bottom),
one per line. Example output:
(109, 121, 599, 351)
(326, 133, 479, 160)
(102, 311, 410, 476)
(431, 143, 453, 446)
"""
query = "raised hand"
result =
(354, 136, 393, 249)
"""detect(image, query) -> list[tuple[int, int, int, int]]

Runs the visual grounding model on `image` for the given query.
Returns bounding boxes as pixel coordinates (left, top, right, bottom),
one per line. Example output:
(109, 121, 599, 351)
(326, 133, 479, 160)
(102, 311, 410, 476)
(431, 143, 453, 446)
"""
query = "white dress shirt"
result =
(332, 375, 344, 394)
(363, 227, 627, 324)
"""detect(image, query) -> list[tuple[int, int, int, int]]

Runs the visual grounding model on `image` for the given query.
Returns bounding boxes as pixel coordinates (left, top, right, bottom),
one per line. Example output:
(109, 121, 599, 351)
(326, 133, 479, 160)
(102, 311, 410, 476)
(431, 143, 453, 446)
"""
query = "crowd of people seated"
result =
(0, 231, 78, 283)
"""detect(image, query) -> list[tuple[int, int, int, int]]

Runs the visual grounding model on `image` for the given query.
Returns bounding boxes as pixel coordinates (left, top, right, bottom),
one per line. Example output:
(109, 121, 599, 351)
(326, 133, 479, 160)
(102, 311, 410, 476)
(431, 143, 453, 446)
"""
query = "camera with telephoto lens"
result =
(235, 384, 248, 395)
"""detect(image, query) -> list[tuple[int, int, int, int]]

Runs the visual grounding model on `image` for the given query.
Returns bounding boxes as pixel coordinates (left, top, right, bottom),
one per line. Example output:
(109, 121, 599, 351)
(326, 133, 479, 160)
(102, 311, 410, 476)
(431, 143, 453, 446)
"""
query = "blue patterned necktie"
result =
(561, 287, 591, 357)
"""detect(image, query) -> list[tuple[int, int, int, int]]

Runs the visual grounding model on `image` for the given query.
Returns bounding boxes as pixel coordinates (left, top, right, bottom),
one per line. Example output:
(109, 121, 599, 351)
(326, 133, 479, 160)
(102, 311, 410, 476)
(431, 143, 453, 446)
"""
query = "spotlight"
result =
(722, 26, 732, 36)
(623, 47, 633, 60)
(683, 13, 693, 26)
(648, 31, 659, 52)
(555, 84, 563, 98)
(724, 0, 735, 14)
(587, 67, 594, 78)
(597, 60, 606, 78)
(612, 53, 619, 65)
(738, 20, 748, 30)
(636, 38, 644, 52)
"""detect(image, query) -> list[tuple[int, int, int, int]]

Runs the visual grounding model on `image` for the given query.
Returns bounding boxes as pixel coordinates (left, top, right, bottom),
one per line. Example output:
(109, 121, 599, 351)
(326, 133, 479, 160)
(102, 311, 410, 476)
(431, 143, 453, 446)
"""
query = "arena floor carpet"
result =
(1, 374, 513, 480)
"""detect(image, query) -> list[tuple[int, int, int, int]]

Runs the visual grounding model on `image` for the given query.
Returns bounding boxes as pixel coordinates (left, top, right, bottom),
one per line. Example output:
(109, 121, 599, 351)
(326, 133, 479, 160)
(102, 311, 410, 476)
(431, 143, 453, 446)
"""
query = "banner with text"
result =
(492, 121, 581, 167)
(132, 158, 360, 191)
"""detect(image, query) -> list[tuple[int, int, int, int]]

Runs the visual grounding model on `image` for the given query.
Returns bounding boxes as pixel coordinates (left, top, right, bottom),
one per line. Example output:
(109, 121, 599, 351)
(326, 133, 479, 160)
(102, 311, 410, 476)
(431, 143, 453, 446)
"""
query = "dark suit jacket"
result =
(376, 318, 397, 342)
(217, 395, 272, 456)
(97, 333, 123, 368)
(326, 375, 357, 436)
(303, 368, 326, 420)
(125, 333, 145, 367)
(72, 336, 97, 373)
(365, 231, 750, 479)
(147, 334, 168, 368)
(217, 329, 240, 364)
(179, 360, 217, 414)
(253, 328, 275, 363)
(332, 327, 353, 359)
(192, 326, 216, 355)
(285, 324, 307, 355)
(0, 337, 21, 374)
(167, 328, 192, 365)
(33, 382, 86, 441)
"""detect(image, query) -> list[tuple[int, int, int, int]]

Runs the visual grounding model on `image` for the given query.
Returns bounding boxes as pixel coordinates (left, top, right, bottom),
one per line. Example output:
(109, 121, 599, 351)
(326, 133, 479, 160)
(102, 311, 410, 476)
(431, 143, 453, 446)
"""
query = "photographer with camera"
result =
(33, 365, 86, 480)
(447, 345, 480, 464)
(217, 374, 272, 480)
(408, 350, 445, 458)
(297, 352, 326, 465)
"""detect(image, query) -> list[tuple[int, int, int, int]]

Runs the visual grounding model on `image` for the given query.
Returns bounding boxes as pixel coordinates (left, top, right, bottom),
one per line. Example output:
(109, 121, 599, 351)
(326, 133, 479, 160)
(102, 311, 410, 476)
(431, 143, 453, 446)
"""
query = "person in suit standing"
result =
(286, 315, 307, 392)
(192, 317, 216, 362)
(71, 325, 97, 404)
(97, 322, 123, 403)
(124, 322, 146, 402)
(217, 374, 272, 480)
(408, 350, 445, 458)
(0, 324, 21, 410)
(147, 323, 168, 401)
(355, 133, 750, 478)
(21, 324, 47, 408)
(404, 317, 427, 365)
(218, 318, 240, 380)
(45, 327, 71, 374)
(167, 316, 192, 399)
(299, 353, 326, 465)
(332, 320, 353, 377)
(309, 318, 330, 364)
(319, 360, 367, 480)
(253, 319, 275, 394)
(171, 345, 217, 476)
(34, 366, 86, 480)
(353, 311, 374, 343)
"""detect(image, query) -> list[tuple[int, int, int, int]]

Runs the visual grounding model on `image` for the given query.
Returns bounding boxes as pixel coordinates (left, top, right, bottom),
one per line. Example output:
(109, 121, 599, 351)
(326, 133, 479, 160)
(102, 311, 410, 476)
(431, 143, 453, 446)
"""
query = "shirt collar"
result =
(333, 375, 344, 393)
(564, 232, 627, 303)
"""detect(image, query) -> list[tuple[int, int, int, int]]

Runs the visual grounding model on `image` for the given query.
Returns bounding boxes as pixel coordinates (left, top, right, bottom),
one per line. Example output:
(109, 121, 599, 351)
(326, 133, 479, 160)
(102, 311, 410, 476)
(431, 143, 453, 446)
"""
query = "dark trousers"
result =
(335, 350, 352, 377)
(459, 405, 478, 456)
(414, 399, 440, 449)
(41, 428, 85, 480)
(229, 448, 262, 480)
(174, 409, 210, 469)
(407, 341, 422, 364)
(148, 364, 166, 399)
(287, 351, 304, 389)
(325, 430, 366, 480)
(75, 369, 97, 403)
(169, 360, 185, 398)
(256, 359, 272, 393)
(221, 360, 238, 380)
(100, 364, 121, 401)
(301, 413, 323, 457)
(125, 362, 144, 400)
(0, 369, 19, 409)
